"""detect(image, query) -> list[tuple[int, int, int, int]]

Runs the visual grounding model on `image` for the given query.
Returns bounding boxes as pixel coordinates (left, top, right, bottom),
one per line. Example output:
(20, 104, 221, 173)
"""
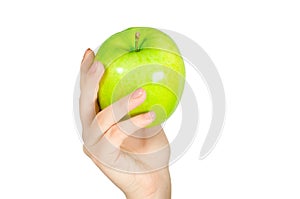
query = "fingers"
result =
(80, 61, 104, 113)
(80, 48, 94, 77)
(92, 88, 146, 133)
(79, 49, 105, 128)
(120, 125, 167, 153)
(104, 111, 156, 148)
(83, 111, 157, 170)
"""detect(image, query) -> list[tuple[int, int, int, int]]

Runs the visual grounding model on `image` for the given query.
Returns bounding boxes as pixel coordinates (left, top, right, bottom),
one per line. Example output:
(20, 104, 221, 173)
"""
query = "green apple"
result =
(95, 27, 185, 127)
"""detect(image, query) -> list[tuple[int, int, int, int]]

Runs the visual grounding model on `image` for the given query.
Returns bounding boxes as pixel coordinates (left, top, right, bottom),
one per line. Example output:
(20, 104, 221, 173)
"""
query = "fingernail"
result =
(81, 48, 91, 64)
(146, 111, 156, 120)
(88, 61, 98, 74)
(132, 88, 144, 99)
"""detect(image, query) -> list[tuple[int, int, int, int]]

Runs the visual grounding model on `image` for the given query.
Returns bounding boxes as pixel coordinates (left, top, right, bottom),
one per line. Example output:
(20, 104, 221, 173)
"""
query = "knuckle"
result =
(108, 124, 127, 142)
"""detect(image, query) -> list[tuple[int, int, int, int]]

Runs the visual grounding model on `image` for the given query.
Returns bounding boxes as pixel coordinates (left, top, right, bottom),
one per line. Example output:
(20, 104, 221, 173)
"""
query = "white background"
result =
(1, 0, 299, 198)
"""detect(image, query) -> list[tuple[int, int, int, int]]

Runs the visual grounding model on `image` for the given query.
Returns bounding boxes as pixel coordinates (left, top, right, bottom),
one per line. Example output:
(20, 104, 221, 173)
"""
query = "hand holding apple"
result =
(95, 27, 185, 126)
(80, 49, 171, 199)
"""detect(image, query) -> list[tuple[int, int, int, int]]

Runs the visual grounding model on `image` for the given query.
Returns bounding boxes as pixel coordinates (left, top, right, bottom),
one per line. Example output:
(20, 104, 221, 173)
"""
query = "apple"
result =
(95, 27, 185, 127)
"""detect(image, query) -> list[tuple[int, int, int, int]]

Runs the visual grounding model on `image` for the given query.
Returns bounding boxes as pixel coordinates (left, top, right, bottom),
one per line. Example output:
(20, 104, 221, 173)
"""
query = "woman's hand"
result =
(79, 49, 171, 199)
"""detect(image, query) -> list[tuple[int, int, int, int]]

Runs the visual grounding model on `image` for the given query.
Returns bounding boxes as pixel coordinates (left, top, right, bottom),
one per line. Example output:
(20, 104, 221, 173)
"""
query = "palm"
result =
(84, 126, 170, 197)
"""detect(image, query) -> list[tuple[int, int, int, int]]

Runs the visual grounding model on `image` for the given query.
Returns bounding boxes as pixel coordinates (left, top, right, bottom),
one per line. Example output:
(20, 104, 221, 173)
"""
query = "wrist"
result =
(126, 183, 171, 199)
(125, 172, 171, 199)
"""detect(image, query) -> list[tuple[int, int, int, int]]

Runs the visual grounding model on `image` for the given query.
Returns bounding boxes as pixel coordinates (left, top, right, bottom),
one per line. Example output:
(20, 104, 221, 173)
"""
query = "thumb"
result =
(79, 50, 105, 128)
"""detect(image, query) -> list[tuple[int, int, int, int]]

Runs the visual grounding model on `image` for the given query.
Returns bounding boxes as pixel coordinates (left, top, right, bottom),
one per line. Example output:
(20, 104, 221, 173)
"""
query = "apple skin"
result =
(95, 27, 185, 127)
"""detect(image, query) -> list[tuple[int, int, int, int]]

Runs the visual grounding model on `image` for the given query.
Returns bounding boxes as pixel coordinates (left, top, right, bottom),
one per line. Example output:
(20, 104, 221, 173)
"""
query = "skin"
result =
(80, 49, 171, 199)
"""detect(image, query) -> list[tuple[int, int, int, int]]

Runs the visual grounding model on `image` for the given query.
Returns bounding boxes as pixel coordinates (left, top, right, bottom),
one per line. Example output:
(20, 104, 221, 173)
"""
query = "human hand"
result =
(79, 49, 171, 199)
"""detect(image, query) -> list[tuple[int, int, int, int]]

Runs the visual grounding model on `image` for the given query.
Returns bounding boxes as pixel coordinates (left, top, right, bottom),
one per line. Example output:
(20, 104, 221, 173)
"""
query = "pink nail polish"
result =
(147, 111, 156, 120)
(81, 48, 91, 64)
(132, 88, 144, 99)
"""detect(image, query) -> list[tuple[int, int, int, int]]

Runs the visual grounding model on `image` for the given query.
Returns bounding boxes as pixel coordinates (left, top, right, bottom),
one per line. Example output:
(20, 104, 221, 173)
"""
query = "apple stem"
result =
(135, 32, 140, 52)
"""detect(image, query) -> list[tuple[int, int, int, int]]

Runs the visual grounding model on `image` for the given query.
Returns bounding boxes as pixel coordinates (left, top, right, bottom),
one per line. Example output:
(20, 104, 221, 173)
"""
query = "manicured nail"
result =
(81, 48, 91, 64)
(146, 111, 156, 120)
(132, 88, 144, 99)
(88, 61, 98, 74)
